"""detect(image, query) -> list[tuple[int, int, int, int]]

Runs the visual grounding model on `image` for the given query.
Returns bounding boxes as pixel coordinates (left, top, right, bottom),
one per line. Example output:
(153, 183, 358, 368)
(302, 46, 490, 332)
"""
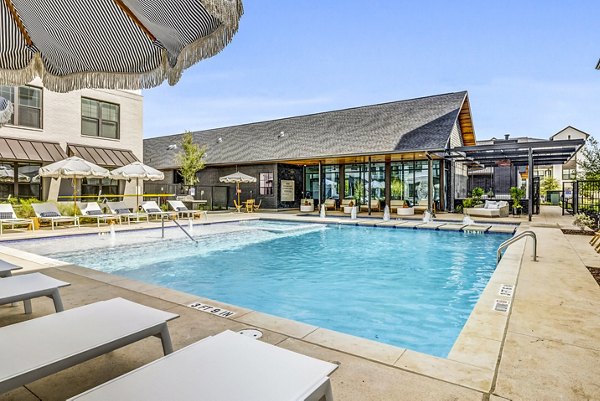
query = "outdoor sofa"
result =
(464, 200, 510, 218)
(0, 298, 178, 394)
(323, 198, 336, 210)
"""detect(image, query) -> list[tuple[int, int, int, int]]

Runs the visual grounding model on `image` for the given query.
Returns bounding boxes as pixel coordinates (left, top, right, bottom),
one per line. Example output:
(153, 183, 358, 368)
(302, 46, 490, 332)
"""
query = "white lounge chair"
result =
(105, 201, 149, 224)
(0, 259, 22, 278)
(0, 272, 70, 314)
(0, 298, 178, 394)
(31, 203, 79, 230)
(142, 201, 176, 220)
(167, 200, 207, 220)
(0, 204, 35, 235)
(79, 202, 121, 227)
(68, 330, 337, 401)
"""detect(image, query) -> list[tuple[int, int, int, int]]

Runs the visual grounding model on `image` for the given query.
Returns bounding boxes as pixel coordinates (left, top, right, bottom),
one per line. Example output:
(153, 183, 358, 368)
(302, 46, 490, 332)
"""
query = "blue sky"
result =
(143, 1, 599, 140)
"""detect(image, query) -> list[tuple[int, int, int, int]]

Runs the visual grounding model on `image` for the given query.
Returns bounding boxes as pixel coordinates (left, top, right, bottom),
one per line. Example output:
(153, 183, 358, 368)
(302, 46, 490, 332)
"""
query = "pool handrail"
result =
(497, 230, 537, 265)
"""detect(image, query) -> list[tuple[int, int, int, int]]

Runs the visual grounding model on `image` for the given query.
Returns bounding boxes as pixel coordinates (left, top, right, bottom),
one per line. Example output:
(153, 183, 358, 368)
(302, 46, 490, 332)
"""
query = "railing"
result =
(497, 230, 537, 265)
(161, 214, 198, 244)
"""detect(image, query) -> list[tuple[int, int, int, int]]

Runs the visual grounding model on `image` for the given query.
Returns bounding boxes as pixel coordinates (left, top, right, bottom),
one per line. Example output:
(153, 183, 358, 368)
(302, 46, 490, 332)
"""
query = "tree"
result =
(540, 176, 559, 197)
(578, 136, 600, 180)
(176, 132, 207, 188)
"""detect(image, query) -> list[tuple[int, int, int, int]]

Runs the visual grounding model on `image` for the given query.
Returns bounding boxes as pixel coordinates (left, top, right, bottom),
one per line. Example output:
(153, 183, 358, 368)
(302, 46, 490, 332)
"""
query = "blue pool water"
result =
(8, 221, 510, 357)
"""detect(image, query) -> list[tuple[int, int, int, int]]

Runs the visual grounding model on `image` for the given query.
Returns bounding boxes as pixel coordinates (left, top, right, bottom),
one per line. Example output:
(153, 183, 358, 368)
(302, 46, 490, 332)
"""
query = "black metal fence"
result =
(144, 183, 231, 211)
(562, 180, 600, 225)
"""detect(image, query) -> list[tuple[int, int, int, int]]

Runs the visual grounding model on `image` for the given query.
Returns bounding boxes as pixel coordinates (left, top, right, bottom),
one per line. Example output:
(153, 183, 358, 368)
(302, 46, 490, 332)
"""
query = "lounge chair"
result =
(323, 198, 337, 210)
(142, 201, 176, 220)
(360, 199, 381, 212)
(413, 199, 430, 214)
(31, 203, 79, 230)
(0, 272, 70, 314)
(340, 198, 354, 209)
(79, 202, 121, 227)
(0, 259, 22, 278)
(0, 204, 35, 235)
(0, 297, 178, 394)
(68, 330, 336, 401)
(167, 200, 207, 220)
(105, 201, 149, 224)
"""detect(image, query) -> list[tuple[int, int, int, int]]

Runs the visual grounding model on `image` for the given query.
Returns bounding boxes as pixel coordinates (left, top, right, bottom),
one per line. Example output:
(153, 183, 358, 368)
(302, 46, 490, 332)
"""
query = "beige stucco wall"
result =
(1, 78, 143, 206)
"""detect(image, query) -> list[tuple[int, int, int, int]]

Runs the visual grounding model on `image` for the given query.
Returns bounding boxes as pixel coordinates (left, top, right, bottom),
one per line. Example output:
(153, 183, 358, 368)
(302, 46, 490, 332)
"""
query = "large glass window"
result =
(323, 165, 339, 200)
(391, 160, 440, 205)
(344, 164, 366, 204)
(0, 162, 41, 200)
(0, 85, 42, 128)
(82, 98, 120, 139)
(304, 166, 320, 200)
(81, 177, 119, 196)
(259, 172, 273, 196)
(368, 163, 386, 201)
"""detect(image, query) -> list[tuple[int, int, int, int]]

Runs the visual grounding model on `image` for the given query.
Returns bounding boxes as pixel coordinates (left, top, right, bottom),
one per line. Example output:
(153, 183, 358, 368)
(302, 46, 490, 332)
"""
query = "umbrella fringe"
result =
(0, 0, 243, 93)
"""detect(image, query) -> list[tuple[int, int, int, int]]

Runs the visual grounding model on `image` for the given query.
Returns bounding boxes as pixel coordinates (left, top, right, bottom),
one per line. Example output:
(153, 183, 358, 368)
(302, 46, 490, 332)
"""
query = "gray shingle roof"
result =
(144, 91, 468, 168)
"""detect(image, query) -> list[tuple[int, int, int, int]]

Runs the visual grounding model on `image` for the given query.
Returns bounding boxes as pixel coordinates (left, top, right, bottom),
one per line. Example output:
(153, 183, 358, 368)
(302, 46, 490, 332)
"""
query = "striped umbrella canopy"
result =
(0, 96, 13, 126)
(0, 0, 243, 93)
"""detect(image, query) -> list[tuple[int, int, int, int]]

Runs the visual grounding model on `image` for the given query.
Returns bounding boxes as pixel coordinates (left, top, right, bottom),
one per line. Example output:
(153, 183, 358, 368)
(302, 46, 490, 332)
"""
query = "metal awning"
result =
(453, 138, 585, 167)
(68, 144, 138, 168)
(0, 137, 67, 162)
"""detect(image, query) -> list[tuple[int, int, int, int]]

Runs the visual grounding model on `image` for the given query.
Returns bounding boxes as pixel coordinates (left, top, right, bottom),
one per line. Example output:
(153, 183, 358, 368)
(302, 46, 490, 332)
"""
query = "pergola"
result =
(451, 138, 585, 221)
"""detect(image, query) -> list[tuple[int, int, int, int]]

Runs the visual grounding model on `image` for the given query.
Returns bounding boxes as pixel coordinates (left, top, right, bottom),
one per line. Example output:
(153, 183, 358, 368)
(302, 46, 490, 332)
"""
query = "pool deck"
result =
(1, 206, 599, 400)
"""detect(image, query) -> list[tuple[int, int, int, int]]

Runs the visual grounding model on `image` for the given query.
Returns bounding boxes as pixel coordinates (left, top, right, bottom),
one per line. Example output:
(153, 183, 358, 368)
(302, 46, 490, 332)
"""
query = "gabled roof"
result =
(549, 126, 589, 140)
(144, 91, 473, 168)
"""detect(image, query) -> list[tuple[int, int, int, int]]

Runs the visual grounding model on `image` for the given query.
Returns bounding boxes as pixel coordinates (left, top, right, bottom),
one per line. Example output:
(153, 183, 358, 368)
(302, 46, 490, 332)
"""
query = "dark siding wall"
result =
(277, 164, 303, 209)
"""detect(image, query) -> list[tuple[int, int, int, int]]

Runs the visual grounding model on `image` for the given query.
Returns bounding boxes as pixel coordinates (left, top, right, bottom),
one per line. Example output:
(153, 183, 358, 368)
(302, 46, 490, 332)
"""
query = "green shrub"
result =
(471, 187, 484, 200)
(10, 198, 41, 218)
(56, 202, 80, 217)
(462, 198, 476, 208)
(510, 187, 525, 209)
(455, 204, 464, 214)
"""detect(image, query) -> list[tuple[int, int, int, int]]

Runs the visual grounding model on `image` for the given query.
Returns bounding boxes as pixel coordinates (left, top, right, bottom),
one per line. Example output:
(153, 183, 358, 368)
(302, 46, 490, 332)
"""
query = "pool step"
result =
(488, 225, 517, 234)
(463, 224, 491, 233)
(438, 224, 466, 231)
(416, 222, 447, 230)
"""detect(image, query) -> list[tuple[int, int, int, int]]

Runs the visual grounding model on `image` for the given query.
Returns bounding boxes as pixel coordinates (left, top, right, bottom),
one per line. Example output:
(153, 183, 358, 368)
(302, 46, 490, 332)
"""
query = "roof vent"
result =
(504, 134, 510, 140)
(166, 144, 177, 150)
(217, 137, 223, 143)
(278, 131, 285, 138)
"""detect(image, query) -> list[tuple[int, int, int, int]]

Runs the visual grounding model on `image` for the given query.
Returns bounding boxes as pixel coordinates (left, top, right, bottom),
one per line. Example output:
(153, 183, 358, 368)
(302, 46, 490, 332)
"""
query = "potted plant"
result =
(509, 186, 525, 215)
(573, 213, 594, 231)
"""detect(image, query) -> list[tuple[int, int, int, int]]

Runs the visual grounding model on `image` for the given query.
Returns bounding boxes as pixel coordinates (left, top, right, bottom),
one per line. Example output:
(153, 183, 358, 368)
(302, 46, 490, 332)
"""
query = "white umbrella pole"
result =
(136, 177, 140, 212)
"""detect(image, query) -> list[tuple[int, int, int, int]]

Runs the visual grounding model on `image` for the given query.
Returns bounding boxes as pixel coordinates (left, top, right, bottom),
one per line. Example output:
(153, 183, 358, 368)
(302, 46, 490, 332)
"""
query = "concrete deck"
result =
(1, 206, 598, 400)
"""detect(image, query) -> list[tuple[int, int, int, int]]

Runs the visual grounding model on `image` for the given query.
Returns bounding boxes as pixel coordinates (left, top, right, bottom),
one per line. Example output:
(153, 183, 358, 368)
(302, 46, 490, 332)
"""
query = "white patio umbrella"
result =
(110, 161, 164, 211)
(0, 0, 243, 92)
(39, 156, 109, 211)
(0, 96, 13, 127)
(219, 171, 256, 209)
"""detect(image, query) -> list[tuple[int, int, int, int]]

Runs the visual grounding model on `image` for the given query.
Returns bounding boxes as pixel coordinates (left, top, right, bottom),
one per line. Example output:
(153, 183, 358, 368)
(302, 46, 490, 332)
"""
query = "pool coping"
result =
(0, 214, 524, 393)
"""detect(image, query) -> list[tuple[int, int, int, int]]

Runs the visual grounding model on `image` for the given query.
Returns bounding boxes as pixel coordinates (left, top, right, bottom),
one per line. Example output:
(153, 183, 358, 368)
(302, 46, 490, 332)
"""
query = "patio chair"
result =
(360, 199, 381, 212)
(233, 199, 242, 213)
(245, 199, 255, 213)
(31, 203, 79, 230)
(0, 204, 35, 235)
(253, 199, 262, 212)
(323, 198, 336, 210)
(0, 297, 178, 394)
(142, 201, 176, 220)
(79, 202, 121, 227)
(167, 200, 207, 220)
(67, 330, 337, 401)
(105, 201, 149, 224)
(0, 272, 70, 314)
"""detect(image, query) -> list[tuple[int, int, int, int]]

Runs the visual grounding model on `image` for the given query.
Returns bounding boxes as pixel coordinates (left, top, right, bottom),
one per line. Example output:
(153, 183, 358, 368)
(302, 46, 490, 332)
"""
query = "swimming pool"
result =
(8, 220, 510, 357)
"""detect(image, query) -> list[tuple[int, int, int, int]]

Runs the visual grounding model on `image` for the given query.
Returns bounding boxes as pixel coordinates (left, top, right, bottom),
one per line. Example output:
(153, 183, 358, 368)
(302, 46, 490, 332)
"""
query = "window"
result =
(0, 85, 42, 128)
(0, 162, 41, 200)
(82, 98, 120, 139)
(259, 172, 273, 196)
(81, 177, 119, 196)
(562, 168, 576, 181)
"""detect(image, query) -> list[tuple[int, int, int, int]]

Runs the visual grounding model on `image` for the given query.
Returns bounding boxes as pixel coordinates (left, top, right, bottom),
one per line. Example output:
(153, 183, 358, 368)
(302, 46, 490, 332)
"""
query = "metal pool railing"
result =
(497, 230, 537, 265)
(161, 215, 198, 244)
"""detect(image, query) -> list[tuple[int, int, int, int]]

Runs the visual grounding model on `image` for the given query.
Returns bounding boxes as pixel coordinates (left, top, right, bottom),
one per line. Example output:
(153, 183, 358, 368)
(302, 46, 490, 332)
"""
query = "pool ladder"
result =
(161, 215, 198, 244)
(496, 230, 536, 265)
